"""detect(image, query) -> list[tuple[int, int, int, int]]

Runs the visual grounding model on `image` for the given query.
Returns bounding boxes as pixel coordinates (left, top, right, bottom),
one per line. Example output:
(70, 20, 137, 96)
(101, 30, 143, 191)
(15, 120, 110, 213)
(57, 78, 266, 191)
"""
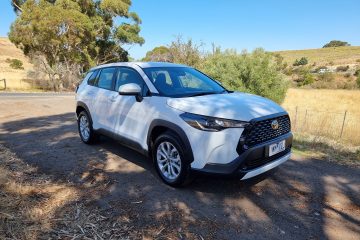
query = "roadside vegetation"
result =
(9, 0, 144, 91)
(293, 133, 360, 168)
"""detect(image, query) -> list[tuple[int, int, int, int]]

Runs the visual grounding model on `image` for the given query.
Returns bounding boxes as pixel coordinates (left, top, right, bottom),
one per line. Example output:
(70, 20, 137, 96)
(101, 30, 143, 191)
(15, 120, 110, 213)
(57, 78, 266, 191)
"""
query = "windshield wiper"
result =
(187, 91, 223, 97)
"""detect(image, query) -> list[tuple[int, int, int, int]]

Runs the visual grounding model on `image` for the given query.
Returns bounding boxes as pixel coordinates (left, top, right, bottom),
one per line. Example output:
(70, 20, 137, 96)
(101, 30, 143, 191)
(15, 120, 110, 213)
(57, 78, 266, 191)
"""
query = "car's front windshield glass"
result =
(142, 67, 226, 97)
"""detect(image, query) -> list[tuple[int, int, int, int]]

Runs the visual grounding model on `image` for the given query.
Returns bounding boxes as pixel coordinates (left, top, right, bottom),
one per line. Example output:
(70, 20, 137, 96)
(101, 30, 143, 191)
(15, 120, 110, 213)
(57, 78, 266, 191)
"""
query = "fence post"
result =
(302, 109, 308, 132)
(0, 79, 6, 90)
(294, 106, 298, 131)
(340, 110, 347, 139)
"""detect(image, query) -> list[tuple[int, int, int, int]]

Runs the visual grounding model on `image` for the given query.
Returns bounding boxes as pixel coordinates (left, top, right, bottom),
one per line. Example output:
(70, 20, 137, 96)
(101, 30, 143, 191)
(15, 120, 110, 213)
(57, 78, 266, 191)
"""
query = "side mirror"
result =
(118, 83, 143, 102)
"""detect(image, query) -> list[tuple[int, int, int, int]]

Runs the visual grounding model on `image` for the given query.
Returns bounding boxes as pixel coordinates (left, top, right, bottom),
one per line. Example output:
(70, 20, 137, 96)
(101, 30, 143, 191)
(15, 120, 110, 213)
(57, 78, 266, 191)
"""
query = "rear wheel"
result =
(152, 131, 192, 187)
(77, 111, 98, 144)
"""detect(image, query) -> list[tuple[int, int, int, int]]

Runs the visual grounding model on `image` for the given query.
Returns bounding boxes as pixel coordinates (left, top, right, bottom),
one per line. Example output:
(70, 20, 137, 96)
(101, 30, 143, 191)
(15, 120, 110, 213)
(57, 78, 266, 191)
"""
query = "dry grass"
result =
(0, 144, 143, 239)
(0, 37, 35, 90)
(293, 133, 360, 168)
(0, 144, 79, 239)
(283, 88, 360, 146)
(275, 46, 360, 66)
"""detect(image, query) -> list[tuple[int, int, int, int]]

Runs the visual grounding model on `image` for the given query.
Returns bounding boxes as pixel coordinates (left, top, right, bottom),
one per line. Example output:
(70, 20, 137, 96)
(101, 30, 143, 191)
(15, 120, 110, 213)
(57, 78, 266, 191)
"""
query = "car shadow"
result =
(0, 112, 359, 239)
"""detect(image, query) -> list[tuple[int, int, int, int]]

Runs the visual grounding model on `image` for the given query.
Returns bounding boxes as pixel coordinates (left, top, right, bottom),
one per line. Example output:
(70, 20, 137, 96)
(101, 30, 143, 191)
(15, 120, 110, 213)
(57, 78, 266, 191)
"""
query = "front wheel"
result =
(152, 131, 193, 187)
(77, 111, 98, 144)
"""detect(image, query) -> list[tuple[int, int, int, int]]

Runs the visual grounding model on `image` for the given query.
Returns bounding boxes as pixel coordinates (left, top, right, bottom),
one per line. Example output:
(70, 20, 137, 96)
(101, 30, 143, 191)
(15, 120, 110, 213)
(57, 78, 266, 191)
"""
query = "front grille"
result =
(244, 114, 291, 147)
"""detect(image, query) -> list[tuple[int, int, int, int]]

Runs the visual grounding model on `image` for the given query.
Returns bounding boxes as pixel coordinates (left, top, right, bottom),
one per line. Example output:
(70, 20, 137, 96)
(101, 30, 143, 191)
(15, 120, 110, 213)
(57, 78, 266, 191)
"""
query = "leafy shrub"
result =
(200, 48, 288, 103)
(283, 67, 293, 76)
(323, 40, 350, 48)
(354, 69, 360, 77)
(8, 59, 24, 70)
(294, 67, 315, 86)
(317, 72, 335, 82)
(336, 65, 349, 72)
(293, 57, 308, 66)
(357, 75, 360, 88)
(343, 81, 357, 89)
(344, 73, 352, 78)
(301, 73, 315, 86)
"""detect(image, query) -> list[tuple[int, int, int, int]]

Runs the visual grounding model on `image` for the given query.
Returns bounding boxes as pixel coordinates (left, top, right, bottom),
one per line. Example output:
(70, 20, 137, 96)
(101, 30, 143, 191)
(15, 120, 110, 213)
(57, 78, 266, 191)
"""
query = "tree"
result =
(323, 40, 350, 48)
(142, 46, 171, 62)
(9, 0, 144, 91)
(142, 36, 203, 67)
(167, 36, 203, 67)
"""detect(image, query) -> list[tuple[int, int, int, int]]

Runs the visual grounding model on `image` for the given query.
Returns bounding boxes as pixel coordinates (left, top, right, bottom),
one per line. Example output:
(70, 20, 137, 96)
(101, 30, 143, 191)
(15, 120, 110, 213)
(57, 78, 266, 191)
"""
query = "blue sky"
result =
(1, 0, 360, 59)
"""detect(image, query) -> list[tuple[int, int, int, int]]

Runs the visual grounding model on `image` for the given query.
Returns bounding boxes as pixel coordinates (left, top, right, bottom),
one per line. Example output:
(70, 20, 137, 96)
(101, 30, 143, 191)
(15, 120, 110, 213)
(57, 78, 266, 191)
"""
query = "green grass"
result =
(275, 46, 360, 66)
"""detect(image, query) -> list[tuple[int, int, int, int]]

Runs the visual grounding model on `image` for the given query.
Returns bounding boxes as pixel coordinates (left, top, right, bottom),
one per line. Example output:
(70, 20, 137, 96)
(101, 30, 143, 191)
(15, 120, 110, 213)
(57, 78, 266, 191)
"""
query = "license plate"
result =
(268, 140, 286, 157)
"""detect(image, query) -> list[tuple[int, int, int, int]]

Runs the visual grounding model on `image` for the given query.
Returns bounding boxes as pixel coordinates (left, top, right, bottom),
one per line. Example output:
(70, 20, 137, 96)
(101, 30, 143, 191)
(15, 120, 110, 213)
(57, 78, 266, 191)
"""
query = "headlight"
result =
(180, 112, 249, 131)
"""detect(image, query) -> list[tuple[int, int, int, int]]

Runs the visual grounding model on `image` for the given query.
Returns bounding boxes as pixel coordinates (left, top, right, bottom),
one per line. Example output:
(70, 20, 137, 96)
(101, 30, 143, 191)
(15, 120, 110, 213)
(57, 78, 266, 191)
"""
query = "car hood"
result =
(167, 92, 286, 121)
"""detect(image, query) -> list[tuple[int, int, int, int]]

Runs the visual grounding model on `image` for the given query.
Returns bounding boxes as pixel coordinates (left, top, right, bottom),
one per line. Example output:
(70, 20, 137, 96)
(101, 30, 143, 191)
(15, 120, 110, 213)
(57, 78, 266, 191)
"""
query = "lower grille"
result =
(241, 148, 291, 170)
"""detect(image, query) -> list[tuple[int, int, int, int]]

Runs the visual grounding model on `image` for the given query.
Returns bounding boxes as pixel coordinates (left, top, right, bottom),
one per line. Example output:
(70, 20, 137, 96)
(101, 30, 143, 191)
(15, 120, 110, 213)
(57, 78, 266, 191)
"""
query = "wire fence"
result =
(285, 106, 360, 146)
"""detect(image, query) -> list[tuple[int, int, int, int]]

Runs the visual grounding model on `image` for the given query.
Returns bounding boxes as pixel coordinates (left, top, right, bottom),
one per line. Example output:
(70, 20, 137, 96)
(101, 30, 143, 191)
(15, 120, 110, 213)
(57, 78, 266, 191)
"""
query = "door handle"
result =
(109, 96, 117, 102)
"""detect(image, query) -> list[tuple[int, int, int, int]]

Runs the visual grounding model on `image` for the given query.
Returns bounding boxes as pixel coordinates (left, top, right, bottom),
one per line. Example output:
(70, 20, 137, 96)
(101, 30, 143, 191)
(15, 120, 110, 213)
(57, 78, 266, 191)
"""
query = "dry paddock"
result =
(0, 93, 359, 239)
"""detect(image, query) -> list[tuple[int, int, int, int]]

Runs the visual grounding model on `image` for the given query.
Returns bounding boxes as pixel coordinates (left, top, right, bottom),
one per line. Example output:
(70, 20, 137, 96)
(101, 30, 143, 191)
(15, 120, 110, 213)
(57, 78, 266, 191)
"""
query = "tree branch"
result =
(12, 0, 23, 13)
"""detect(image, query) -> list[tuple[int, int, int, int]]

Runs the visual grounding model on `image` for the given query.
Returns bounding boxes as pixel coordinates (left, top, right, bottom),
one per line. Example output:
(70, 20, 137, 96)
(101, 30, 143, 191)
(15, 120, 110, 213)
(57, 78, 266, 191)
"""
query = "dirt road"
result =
(0, 93, 359, 239)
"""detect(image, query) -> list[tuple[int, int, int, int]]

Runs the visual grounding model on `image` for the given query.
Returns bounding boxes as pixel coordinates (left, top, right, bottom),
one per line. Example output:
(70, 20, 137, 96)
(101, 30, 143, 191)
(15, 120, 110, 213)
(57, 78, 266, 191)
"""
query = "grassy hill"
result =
(275, 46, 360, 66)
(0, 37, 34, 90)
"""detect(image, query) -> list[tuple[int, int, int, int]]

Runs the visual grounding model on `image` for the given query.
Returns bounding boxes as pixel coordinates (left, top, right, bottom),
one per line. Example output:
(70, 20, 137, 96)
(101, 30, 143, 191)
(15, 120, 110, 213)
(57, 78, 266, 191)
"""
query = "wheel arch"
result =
(76, 101, 93, 125)
(147, 119, 194, 164)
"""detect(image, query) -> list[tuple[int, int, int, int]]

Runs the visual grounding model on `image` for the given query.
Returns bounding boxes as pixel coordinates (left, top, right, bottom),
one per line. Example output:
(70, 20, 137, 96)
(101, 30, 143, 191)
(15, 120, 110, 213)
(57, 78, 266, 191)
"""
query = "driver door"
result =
(108, 67, 151, 145)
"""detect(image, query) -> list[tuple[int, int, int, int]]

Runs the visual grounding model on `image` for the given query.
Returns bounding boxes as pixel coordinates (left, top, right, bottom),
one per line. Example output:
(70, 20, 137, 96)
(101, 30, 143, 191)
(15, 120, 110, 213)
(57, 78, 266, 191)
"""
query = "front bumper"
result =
(194, 132, 293, 179)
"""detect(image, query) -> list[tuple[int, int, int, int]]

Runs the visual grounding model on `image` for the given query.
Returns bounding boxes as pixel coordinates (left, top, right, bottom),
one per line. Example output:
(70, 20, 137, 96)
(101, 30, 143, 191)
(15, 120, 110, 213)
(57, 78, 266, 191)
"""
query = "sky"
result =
(1, 0, 360, 60)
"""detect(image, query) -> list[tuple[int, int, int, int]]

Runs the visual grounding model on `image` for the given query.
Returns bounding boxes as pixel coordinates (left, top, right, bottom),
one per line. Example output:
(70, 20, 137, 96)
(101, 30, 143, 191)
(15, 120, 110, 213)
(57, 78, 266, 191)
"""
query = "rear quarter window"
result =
(87, 70, 99, 86)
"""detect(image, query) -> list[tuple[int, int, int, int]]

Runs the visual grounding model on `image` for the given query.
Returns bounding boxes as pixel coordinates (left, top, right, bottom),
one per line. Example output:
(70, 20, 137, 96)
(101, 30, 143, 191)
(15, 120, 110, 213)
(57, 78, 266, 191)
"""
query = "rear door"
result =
(91, 67, 118, 131)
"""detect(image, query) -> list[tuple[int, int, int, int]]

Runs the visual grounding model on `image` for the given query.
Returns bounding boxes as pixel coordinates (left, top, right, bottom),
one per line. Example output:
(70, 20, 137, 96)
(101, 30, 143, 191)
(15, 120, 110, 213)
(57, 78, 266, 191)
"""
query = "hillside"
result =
(275, 46, 360, 66)
(0, 37, 34, 90)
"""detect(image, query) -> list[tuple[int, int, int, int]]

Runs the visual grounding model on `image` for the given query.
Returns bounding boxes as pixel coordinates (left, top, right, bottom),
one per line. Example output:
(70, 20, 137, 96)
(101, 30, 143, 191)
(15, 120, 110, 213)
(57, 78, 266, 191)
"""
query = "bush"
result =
(336, 65, 349, 72)
(317, 72, 335, 82)
(8, 58, 24, 70)
(200, 48, 288, 103)
(293, 57, 308, 66)
(344, 73, 352, 78)
(354, 69, 360, 77)
(294, 67, 315, 86)
(356, 59, 360, 63)
(323, 40, 350, 48)
(357, 75, 360, 88)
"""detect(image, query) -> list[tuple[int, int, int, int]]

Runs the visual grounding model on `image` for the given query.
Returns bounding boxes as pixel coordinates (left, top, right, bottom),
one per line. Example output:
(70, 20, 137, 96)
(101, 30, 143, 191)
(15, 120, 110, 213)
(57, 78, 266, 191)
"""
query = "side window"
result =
(96, 67, 117, 90)
(83, 71, 93, 83)
(115, 67, 149, 95)
(87, 70, 99, 86)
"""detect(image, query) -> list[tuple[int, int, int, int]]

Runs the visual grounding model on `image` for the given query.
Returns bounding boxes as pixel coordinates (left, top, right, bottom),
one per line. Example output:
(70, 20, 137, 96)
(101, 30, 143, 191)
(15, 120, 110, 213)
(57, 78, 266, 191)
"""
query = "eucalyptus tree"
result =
(9, 0, 144, 90)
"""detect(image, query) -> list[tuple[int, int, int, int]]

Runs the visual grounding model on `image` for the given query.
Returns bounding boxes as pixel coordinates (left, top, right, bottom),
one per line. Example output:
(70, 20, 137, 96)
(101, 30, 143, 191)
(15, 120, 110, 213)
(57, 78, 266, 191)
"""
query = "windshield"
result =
(142, 67, 226, 97)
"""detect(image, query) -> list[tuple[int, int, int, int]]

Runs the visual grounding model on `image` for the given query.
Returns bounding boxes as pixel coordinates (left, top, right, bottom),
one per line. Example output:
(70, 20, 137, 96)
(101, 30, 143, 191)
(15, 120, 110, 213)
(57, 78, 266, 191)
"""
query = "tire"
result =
(152, 131, 193, 187)
(77, 111, 99, 144)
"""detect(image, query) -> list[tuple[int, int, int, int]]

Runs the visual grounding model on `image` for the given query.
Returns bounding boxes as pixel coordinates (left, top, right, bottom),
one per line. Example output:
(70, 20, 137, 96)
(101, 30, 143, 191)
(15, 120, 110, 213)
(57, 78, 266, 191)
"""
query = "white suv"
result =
(76, 62, 292, 187)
